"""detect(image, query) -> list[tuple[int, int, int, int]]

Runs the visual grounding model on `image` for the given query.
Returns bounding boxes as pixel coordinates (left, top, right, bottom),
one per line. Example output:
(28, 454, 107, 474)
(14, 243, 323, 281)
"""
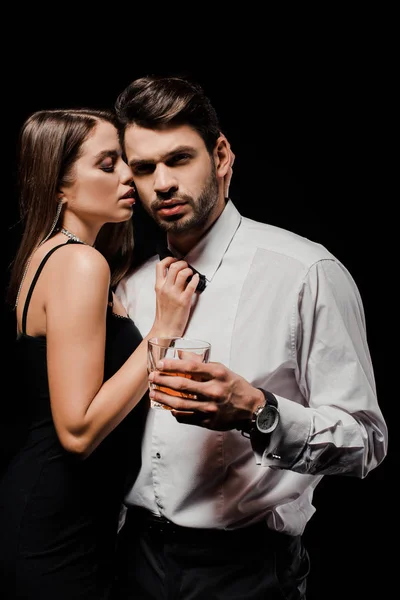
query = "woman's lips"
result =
(119, 197, 135, 207)
(120, 189, 136, 199)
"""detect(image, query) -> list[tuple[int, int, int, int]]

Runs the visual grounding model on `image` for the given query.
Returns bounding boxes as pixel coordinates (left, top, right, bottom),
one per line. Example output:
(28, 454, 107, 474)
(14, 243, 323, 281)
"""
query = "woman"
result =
(0, 108, 199, 599)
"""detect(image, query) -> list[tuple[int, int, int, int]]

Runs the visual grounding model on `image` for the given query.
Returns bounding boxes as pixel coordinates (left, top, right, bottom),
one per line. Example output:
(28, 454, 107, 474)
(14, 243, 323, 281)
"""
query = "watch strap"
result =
(259, 389, 278, 408)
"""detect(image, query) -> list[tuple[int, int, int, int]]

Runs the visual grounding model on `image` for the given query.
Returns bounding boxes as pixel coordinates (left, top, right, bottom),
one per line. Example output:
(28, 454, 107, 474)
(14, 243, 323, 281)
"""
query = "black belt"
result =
(124, 507, 283, 544)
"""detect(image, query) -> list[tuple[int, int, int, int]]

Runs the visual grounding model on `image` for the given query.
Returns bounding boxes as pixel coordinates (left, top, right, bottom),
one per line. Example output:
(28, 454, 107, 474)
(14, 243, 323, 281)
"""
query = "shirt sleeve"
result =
(253, 258, 388, 477)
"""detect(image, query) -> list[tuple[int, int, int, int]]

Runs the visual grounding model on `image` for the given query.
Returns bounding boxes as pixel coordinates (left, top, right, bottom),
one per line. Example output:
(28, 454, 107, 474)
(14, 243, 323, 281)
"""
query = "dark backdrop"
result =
(1, 56, 393, 600)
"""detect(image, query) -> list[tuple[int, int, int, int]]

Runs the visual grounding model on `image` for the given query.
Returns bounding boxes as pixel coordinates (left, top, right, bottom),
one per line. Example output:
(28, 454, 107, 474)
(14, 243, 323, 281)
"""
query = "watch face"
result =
(256, 405, 279, 434)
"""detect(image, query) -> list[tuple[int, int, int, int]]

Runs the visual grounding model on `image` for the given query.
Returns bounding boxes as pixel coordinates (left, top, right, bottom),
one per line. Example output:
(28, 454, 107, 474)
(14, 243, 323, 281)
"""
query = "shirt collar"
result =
(168, 200, 242, 283)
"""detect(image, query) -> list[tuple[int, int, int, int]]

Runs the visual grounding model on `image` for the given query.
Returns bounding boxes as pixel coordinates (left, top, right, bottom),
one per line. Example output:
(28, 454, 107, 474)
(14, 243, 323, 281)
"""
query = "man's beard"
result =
(146, 167, 219, 234)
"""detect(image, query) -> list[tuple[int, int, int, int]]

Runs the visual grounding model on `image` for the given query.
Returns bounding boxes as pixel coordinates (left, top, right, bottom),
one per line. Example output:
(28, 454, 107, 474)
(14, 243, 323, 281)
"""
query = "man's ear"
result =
(214, 134, 235, 198)
(214, 134, 231, 178)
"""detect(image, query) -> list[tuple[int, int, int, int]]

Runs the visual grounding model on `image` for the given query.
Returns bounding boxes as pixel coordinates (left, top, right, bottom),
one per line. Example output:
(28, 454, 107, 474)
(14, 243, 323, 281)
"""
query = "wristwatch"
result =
(239, 389, 280, 438)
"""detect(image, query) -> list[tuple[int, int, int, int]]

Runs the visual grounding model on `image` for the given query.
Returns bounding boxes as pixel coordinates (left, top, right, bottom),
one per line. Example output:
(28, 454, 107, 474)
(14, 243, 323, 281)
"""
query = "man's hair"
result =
(115, 75, 221, 153)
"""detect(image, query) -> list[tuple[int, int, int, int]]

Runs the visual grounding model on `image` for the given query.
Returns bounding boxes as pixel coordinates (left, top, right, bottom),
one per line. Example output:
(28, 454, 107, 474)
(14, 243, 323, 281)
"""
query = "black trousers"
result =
(112, 508, 309, 600)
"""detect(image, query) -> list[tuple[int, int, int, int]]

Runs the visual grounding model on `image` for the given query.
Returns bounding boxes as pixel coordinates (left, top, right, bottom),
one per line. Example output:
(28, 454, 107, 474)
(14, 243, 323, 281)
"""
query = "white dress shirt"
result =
(116, 200, 387, 536)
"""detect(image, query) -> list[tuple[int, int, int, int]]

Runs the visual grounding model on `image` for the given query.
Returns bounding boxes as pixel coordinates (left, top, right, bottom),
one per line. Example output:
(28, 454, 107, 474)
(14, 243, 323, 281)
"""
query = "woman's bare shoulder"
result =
(44, 244, 111, 293)
(49, 243, 109, 274)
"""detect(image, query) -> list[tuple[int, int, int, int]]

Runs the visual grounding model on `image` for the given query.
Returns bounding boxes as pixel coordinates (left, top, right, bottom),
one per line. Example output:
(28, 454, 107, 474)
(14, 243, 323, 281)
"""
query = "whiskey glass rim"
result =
(148, 336, 211, 350)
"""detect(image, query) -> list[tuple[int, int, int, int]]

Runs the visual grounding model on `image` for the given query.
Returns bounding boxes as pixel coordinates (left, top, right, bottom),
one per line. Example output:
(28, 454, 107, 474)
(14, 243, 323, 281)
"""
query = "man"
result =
(113, 75, 387, 599)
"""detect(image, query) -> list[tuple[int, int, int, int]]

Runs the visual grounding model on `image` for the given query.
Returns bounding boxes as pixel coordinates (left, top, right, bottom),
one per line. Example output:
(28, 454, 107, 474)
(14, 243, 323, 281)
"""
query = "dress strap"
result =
(21, 240, 79, 335)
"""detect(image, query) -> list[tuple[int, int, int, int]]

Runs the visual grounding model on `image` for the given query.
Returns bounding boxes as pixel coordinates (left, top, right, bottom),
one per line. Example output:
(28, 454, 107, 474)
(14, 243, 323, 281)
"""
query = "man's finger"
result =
(172, 410, 210, 427)
(156, 358, 215, 378)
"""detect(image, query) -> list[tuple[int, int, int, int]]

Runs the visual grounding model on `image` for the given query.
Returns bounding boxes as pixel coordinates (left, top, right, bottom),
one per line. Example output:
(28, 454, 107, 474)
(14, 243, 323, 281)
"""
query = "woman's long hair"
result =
(7, 108, 134, 307)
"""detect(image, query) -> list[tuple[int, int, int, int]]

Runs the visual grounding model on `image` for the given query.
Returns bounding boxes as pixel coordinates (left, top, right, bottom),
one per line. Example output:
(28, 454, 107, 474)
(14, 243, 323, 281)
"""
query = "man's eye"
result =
(133, 165, 154, 175)
(171, 153, 191, 164)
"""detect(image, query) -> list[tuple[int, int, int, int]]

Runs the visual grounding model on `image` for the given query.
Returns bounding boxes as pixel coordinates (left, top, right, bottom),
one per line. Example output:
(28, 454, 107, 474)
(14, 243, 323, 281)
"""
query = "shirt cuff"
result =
(251, 395, 312, 469)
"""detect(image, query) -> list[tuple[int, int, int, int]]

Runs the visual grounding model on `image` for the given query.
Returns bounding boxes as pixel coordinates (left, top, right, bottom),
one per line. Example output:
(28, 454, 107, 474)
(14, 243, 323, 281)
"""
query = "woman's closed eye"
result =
(100, 159, 115, 173)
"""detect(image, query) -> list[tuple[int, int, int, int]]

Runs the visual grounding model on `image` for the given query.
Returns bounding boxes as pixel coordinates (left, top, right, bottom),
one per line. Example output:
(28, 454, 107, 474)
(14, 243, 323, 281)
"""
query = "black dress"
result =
(0, 241, 145, 599)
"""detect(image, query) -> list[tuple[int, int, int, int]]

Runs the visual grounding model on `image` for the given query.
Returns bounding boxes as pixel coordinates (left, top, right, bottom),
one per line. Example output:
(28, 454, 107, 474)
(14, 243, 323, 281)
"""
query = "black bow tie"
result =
(156, 244, 207, 293)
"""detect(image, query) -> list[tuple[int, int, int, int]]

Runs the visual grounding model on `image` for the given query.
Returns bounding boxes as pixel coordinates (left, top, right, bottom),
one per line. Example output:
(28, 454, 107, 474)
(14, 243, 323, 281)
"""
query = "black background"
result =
(1, 31, 394, 599)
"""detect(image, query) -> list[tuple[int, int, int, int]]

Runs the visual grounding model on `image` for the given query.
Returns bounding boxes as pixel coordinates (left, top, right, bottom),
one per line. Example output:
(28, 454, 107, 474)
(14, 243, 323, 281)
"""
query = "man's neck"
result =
(169, 231, 202, 257)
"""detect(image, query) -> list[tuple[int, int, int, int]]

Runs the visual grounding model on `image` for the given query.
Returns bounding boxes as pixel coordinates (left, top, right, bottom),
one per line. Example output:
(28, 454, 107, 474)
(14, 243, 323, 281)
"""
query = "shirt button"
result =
(156, 452, 161, 459)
